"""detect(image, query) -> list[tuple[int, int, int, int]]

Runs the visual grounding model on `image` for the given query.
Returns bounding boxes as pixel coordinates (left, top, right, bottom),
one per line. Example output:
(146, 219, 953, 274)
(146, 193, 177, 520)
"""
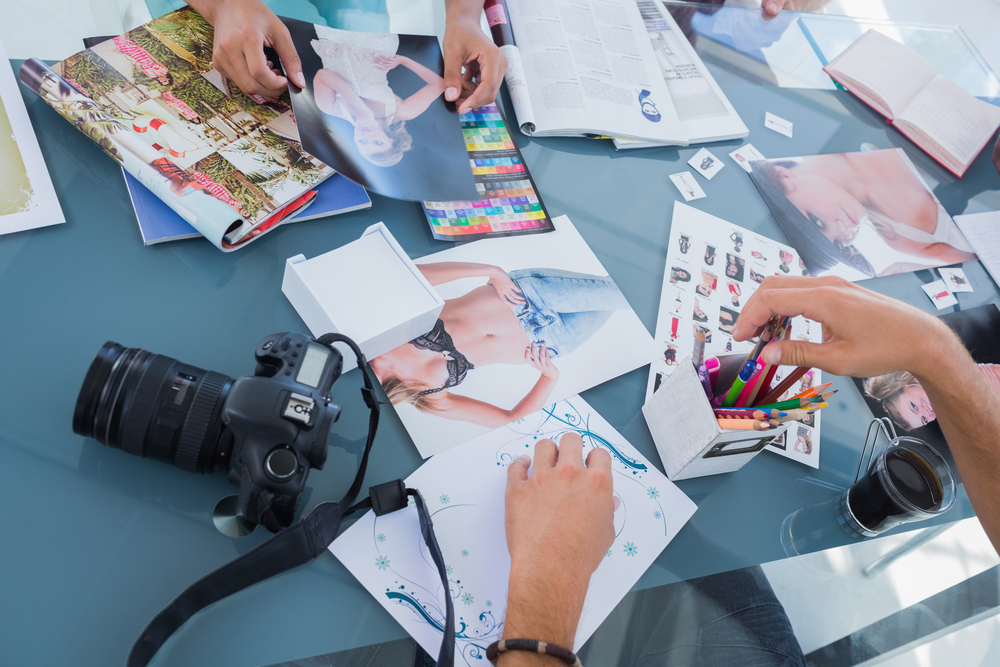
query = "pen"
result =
(722, 359, 758, 408)
(733, 361, 763, 408)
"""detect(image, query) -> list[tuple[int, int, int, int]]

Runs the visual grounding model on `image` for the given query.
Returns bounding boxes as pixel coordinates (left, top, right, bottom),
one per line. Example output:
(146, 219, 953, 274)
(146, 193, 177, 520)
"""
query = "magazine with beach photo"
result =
(749, 148, 977, 281)
(19, 8, 335, 251)
(280, 18, 478, 203)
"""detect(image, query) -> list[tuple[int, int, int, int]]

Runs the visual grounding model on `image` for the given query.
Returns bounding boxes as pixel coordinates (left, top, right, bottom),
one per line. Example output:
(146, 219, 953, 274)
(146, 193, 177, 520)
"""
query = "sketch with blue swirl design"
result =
(330, 395, 697, 664)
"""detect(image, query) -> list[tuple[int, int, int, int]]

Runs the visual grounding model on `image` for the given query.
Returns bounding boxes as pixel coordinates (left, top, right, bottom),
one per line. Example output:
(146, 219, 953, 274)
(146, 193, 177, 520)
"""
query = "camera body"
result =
(73, 332, 345, 531)
(224, 333, 344, 529)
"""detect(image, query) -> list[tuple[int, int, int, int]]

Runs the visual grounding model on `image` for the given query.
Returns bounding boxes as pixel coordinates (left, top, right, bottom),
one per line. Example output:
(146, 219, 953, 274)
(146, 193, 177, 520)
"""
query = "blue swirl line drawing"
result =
(541, 405, 648, 473)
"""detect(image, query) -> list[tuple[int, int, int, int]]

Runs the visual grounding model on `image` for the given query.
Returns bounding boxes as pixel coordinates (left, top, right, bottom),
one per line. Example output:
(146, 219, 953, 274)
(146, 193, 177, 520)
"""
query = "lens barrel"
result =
(73, 342, 234, 473)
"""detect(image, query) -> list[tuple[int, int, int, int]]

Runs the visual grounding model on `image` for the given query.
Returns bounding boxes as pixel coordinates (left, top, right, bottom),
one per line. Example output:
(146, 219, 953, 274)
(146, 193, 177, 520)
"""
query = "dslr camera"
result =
(73, 332, 346, 531)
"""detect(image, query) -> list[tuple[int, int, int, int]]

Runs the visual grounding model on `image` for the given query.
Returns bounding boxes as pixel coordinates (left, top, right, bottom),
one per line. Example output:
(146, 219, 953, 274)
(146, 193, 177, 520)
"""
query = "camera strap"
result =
(127, 335, 456, 667)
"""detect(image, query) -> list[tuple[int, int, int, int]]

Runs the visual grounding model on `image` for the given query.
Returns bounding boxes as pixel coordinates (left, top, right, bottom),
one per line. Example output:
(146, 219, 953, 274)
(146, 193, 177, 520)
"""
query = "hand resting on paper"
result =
(501, 432, 617, 663)
(443, 0, 508, 114)
(732, 275, 1000, 555)
(187, 0, 305, 97)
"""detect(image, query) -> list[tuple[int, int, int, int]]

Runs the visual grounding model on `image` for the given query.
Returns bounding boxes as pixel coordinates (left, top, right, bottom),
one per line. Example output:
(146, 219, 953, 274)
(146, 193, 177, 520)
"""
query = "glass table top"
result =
(2, 3, 999, 666)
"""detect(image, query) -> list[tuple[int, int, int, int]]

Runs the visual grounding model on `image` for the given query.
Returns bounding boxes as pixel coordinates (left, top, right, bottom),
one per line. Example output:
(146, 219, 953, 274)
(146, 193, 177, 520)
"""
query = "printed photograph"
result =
(283, 18, 477, 202)
(370, 216, 658, 457)
(854, 304, 1000, 478)
(749, 148, 977, 281)
(0, 38, 63, 235)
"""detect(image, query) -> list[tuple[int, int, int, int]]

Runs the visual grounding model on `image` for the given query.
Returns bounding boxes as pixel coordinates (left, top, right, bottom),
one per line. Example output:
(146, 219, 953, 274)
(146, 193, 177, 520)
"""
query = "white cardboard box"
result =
(643, 356, 789, 480)
(282, 222, 444, 361)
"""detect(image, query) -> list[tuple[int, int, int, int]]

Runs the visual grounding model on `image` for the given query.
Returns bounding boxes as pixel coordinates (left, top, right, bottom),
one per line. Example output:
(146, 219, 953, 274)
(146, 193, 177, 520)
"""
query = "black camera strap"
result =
(127, 335, 455, 667)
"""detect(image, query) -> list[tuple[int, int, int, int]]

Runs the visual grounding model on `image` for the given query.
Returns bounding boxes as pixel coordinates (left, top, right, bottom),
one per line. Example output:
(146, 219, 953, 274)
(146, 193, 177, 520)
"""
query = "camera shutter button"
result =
(265, 448, 297, 480)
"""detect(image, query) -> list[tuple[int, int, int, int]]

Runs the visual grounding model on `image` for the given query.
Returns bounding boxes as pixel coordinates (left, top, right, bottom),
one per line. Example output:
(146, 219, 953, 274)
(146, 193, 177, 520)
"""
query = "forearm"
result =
(400, 56, 445, 85)
(417, 261, 502, 285)
(507, 374, 558, 421)
(500, 562, 587, 666)
(445, 0, 487, 27)
(913, 326, 1000, 553)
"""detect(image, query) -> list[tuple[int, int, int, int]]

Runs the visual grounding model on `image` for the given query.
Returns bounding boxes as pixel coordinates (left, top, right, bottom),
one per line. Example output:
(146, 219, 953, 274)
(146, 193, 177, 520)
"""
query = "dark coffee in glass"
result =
(840, 437, 955, 538)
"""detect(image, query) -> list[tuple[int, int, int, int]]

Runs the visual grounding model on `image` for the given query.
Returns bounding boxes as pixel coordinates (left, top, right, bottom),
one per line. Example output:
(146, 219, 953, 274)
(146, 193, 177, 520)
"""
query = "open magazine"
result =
(490, 0, 686, 142)
(19, 8, 335, 252)
(612, 1, 748, 149)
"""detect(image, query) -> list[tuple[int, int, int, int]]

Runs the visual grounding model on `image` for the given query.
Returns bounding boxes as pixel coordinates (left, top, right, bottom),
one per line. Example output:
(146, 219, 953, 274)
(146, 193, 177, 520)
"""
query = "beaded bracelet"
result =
(486, 638, 582, 666)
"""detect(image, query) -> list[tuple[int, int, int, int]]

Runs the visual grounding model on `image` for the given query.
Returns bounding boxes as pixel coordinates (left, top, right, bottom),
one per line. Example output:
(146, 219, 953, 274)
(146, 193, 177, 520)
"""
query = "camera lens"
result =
(73, 342, 235, 474)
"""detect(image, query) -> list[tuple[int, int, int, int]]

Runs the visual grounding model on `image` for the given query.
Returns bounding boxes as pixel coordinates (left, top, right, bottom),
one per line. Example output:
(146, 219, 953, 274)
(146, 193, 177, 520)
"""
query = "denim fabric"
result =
(577, 566, 806, 667)
(507, 268, 630, 358)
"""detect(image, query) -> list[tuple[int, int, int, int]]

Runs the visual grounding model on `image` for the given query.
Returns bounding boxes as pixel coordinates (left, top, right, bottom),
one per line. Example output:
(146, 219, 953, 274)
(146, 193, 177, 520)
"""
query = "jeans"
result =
(577, 566, 806, 667)
(507, 268, 630, 358)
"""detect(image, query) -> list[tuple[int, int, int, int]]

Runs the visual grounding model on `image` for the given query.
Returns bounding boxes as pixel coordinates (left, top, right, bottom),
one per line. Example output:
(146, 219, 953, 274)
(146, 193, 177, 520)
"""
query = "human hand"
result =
(195, 0, 304, 97)
(372, 54, 407, 71)
(442, 12, 507, 114)
(488, 270, 526, 305)
(731, 275, 951, 379)
(503, 433, 616, 647)
(525, 343, 559, 380)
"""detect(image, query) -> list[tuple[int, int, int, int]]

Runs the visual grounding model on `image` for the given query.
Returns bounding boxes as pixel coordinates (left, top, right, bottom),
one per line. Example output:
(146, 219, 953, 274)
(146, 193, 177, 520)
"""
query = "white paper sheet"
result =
(0, 39, 64, 235)
(647, 202, 823, 468)
(954, 211, 1000, 290)
(330, 395, 697, 663)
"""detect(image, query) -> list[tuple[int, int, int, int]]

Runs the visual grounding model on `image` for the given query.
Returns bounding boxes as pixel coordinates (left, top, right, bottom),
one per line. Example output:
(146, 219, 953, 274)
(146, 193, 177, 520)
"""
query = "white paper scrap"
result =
(954, 211, 1000, 289)
(330, 395, 697, 661)
(729, 144, 766, 173)
(688, 148, 724, 180)
(669, 171, 707, 201)
(922, 280, 958, 309)
(764, 112, 794, 138)
(938, 267, 973, 292)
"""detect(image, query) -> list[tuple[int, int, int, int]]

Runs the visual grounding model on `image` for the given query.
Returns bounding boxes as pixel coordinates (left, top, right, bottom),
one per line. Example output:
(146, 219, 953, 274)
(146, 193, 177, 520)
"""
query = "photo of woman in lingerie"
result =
(750, 149, 977, 280)
(285, 18, 477, 202)
(371, 262, 632, 429)
(725, 254, 745, 281)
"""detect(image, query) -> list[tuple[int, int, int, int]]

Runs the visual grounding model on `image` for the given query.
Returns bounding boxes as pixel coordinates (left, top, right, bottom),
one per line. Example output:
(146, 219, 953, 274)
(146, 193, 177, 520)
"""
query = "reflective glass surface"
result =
(2, 3, 1000, 666)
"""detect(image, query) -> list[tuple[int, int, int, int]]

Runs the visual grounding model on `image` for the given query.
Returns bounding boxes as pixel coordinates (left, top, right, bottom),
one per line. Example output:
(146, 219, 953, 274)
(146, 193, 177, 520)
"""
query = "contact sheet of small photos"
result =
(422, 104, 553, 241)
(648, 202, 824, 468)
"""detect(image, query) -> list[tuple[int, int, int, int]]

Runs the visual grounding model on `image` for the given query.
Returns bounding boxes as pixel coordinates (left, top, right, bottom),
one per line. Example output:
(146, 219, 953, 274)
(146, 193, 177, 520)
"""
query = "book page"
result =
(954, 212, 1000, 290)
(825, 30, 936, 118)
(895, 75, 1000, 173)
(505, 0, 684, 141)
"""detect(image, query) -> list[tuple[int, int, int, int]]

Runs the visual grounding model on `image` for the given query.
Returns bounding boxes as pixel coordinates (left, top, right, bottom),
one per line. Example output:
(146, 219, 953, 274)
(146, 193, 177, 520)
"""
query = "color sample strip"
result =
(422, 104, 553, 241)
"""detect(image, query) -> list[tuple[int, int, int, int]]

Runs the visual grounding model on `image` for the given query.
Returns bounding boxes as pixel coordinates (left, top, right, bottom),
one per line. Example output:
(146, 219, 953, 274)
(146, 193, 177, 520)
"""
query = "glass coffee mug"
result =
(839, 419, 956, 538)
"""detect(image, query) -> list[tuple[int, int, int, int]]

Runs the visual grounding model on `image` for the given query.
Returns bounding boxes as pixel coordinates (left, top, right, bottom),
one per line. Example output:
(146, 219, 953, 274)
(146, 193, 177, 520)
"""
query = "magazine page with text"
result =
(504, 0, 685, 141)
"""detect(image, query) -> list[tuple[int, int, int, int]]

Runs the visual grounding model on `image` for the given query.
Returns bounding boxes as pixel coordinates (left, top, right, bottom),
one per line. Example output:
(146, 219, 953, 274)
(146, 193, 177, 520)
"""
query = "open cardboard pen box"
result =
(643, 354, 789, 481)
(282, 222, 444, 362)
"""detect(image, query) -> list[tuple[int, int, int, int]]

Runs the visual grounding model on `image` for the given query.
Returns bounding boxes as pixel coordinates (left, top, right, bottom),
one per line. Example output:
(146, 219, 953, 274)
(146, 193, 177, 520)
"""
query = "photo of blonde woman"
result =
(284, 18, 477, 202)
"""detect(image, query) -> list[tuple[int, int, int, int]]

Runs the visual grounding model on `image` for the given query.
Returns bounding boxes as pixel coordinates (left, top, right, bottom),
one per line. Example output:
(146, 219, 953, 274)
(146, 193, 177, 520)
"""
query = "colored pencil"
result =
(713, 408, 786, 419)
(754, 392, 834, 412)
(756, 319, 791, 404)
(755, 367, 811, 407)
(774, 409, 815, 424)
(792, 381, 833, 401)
(717, 418, 771, 430)
(693, 331, 707, 370)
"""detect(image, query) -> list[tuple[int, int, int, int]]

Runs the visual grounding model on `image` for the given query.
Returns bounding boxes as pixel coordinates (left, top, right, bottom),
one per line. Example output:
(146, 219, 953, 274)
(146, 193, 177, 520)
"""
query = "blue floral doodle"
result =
(385, 586, 500, 666)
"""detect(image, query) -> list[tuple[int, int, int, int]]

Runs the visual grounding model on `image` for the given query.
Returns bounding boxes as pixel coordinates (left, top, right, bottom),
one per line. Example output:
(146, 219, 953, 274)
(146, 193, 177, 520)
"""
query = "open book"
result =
(824, 30, 1000, 177)
(20, 8, 336, 252)
(491, 0, 687, 143)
